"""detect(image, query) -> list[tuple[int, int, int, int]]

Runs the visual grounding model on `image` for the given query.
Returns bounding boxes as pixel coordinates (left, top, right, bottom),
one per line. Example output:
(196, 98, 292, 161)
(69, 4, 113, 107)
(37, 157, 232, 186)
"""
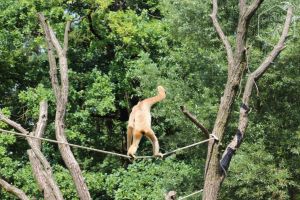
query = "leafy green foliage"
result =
(221, 142, 291, 200)
(106, 158, 199, 200)
(0, 0, 299, 199)
(84, 69, 116, 116)
(18, 84, 54, 119)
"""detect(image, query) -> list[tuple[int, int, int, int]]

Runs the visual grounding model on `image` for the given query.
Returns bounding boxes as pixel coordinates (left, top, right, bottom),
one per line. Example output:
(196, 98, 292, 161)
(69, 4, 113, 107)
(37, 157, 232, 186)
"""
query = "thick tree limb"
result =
(27, 150, 57, 200)
(180, 106, 210, 138)
(34, 101, 48, 149)
(245, 0, 264, 20)
(0, 112, 51, 174)
(38, 13, 92, 199)
(29, 101, 64, 200)
(210, 0, 234, 72)
(63, 21, 71, 55)
(0, 102, 64, 200)
(220, 6, 293, 177)
(0, 178, 29, 200)
(38, 14, 60, 98)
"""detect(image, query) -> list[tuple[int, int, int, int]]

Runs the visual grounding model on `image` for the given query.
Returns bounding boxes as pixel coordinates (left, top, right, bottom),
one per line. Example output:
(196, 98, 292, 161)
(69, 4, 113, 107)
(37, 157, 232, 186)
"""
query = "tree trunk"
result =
(202, 1, 292, 199)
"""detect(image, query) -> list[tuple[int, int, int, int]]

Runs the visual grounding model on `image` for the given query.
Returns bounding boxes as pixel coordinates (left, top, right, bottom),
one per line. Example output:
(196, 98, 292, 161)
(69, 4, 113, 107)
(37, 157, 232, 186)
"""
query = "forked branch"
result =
(38, 13, 91, 199)
(210, 0, 234, 71)
(245, 0, 264, 20)
(220, 6, 293, 176)
(0, 102, 63, 199)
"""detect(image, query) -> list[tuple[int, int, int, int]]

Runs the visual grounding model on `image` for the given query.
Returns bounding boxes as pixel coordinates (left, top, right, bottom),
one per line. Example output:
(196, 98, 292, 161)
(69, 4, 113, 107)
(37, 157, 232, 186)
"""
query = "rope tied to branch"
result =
(0, 128, 217, 159)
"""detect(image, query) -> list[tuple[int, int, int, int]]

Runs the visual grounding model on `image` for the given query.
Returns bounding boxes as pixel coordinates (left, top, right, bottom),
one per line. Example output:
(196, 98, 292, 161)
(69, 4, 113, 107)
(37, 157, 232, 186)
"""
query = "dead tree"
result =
(38, 13, 91, 199)
(0, 102, 63, 200)
(202, 1, 293, 199)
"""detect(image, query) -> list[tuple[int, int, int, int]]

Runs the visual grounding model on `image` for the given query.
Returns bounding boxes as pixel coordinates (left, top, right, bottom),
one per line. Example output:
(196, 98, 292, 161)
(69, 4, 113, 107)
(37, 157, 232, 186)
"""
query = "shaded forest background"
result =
(0, 0, 299, 199)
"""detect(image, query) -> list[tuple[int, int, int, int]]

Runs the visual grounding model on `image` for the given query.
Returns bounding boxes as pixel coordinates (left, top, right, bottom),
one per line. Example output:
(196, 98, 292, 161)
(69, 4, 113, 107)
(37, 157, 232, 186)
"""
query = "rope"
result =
(137, 134, 218, 159)
(163, 137, 214, 157)
(179, 190, 203, 200)
(0, 128, 131, 159)
(0, 129, 217, 159)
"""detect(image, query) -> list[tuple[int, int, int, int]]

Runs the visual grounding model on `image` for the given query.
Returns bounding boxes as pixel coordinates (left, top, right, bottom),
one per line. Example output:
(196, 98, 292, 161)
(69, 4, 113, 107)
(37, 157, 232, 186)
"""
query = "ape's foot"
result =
(154, 152, 163, 158)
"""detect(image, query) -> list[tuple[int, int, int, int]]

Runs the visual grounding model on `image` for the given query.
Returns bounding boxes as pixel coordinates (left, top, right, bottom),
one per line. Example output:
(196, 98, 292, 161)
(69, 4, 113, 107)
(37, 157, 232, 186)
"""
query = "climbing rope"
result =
(0, 128, 218, 159)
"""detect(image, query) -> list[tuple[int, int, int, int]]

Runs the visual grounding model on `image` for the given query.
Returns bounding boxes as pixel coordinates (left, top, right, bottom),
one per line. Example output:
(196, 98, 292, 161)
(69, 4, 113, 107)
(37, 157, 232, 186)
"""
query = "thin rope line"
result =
(0, 129, 215, 159)
(163, 138, 214, 157)
(0, 128, 131, 159)
(179, 189, 203, 200)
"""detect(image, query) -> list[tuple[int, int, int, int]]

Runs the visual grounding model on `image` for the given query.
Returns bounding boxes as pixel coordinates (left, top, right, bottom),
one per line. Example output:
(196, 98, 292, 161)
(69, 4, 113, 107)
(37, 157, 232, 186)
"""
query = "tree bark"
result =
(180, 105, 210, 138)
(202, 1, 292, 199)
(0, 178, 30, 200)
(27, 101, 64, 200)
(38, 13, 92, 200)
(0, 102, 63, 200)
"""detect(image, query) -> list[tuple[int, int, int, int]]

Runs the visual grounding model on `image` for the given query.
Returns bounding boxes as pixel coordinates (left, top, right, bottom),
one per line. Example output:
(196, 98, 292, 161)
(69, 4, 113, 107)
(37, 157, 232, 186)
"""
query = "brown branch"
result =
(63, 21, 71, 55)
(252, 6, 292, 80)
(0, 112, 28, 134)
(33, 101, 48, 149)
(210, 0, 234, 72)
(27, 150, 57, 200)
(220, 6, 293, 177)
(30, 101, 64, 199)
(0, 178, 29, 200)
(0, 105, 64, 200)
(38, 13, 60, 98)
(233, 0, 263, 75)
(245, 0, 264, 20)
(180, 106, 210, 138)
(0, 112, 50, 172)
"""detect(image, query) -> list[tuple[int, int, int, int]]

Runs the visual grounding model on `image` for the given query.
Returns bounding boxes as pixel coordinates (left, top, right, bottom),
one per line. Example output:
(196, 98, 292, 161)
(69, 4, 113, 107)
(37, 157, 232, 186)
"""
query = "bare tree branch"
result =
(27, 150, 58, 200)
(210, 0, 234, 72)
(0, 112, 50, 173)
(245, 0, 264, 20)
(0, 178, 29, 200)
(29, 101, 64, 200)
(34, 101, 48, 149)
(220, 6, 293, 177)
(63, 21, 71, 55)
(38, 13, 91, 199)
(38, 14, 60, 98)
(252, 7, 292, 80)
(0, 103, 64, 200)
(180, 106, 210, 138)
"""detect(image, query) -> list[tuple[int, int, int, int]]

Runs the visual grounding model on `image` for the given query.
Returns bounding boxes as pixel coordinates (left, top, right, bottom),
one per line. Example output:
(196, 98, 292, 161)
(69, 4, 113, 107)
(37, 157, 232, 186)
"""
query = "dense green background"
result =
(0, 0, 299, 199)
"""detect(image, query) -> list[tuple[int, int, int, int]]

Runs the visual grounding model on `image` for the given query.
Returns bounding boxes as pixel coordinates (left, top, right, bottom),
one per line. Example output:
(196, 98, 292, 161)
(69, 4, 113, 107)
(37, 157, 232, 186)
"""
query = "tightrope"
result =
(0, 128, 131, 158)
(179, 189, 203, 200)
(0, 128, 216, 159)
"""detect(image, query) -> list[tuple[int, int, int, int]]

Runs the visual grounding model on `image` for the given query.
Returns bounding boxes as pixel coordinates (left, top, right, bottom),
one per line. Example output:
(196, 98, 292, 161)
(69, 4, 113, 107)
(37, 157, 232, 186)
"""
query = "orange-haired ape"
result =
(127, 86, 166, 158)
